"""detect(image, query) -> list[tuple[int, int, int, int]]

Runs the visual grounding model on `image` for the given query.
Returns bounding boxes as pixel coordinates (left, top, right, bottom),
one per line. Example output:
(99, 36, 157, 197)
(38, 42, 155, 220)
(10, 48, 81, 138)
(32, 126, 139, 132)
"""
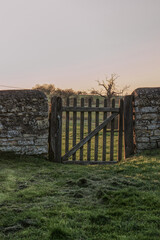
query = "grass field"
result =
(0, 149, 160, 239)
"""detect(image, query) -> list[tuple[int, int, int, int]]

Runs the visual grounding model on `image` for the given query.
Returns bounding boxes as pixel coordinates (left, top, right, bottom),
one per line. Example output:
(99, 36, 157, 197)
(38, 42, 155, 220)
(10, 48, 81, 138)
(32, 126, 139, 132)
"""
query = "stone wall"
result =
(0, 90, 48, 155)
(133, 88, 160, 152)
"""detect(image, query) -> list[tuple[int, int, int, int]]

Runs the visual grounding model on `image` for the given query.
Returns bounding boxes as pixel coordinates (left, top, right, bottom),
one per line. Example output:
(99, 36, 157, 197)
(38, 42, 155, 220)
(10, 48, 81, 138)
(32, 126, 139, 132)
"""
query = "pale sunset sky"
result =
(0, 0, 160, 93)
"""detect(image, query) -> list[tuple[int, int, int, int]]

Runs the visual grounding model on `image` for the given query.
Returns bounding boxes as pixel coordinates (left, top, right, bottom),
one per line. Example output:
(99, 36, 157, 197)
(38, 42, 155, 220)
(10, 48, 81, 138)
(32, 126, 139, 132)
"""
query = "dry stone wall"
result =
(133, 88, 160, 152)
(0, 90, 48, 155)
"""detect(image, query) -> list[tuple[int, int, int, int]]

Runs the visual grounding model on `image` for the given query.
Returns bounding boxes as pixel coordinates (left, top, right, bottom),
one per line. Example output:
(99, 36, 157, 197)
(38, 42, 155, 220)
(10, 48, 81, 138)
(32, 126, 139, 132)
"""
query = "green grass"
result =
(0, 149, 160, 239)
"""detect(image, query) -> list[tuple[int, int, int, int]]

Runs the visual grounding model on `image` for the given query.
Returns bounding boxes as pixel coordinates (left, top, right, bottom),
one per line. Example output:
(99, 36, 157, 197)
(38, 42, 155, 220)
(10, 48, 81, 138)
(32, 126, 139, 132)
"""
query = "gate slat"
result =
(95, 99, 99, 161)
(110, 99, 115, 161)
(118, 99, 123, 161)
(73, 98, 77, 160)
(65, 98, 69, 156)
(80, 98, 84, 161)
(102, 99, 107, 161)
(87, 98, 92, 161)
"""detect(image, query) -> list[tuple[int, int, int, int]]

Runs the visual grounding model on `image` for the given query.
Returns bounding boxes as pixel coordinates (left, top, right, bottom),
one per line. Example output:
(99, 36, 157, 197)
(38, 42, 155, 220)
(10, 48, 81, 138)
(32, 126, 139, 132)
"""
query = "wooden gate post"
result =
(49, 97, 62, 162)
(118, 98, 124, 161)
(124, 95, 134, 159)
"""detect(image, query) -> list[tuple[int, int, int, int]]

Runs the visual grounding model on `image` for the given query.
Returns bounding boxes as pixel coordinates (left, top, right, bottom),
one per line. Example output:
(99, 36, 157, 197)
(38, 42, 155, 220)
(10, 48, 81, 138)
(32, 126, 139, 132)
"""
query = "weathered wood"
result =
(49, 96, 62, 162)
(65, 98, 69, 155)
(62, 160, 118, 165)
(80, 98, 84, 160)
(110, 99, 115, 161)
(124, 95, 134, 158)
(72, 98, 77, 160)
(118, 99, 124, 161)
(95, 99, 99, 161)
(48, 112, 53, 160)
(62, 106, 119, 112)
(87, 98, 92, 161)
(102, 99, 107, 161)
(62, 112, 118, 161)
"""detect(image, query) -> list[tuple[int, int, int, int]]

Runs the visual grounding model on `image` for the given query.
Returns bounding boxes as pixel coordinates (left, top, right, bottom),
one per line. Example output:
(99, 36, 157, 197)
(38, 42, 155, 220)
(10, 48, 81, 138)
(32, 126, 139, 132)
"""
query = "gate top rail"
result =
(62, 106, 120, 113)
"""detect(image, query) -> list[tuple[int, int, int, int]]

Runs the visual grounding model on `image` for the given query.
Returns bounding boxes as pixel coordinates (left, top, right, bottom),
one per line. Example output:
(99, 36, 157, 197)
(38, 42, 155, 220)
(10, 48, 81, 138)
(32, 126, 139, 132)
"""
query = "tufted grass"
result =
(0, 149, 160, 240)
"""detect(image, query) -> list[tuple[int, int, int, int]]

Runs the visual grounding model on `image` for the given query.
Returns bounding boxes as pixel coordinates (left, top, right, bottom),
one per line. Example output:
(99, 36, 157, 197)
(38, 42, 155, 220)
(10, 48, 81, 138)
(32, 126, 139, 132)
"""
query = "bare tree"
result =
(90, 74, 129, 105)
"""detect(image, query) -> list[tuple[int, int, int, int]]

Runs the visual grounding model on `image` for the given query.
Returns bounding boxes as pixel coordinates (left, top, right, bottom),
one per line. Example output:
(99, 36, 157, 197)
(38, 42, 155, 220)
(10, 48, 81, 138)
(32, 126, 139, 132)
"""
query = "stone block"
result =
(154, 129, 160, 136)
(147, 124, 159, 130)
(136, 137, 149, 143)
(136, 142, 151, 150)
(34, 138, 48, 146)
(141, 114, 158, 120)
(137, 107, 158, 113)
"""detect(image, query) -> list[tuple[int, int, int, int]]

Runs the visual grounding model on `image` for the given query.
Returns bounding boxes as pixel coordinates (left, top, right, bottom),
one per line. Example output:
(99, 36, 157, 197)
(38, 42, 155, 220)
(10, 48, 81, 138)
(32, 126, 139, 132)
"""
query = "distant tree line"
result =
(32, 74, 129, 105)
(32, 84, 88, 101)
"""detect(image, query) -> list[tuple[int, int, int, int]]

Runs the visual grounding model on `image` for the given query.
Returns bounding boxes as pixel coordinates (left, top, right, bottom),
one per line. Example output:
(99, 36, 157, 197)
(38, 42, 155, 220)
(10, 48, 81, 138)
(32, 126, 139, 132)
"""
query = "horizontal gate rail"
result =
(62, 106, 119, 112)
(62, 160, 118, 164)
(61, 112, 118, 161)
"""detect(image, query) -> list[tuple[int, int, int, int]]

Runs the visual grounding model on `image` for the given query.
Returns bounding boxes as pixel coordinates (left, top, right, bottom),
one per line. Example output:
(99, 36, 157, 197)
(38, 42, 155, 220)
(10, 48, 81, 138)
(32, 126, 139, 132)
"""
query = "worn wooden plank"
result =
(124, 95, 134, 158)
(80, 98, 84, 160)
(62, 112, 118, 161)
(118, 99, 124, 161)
(62, 106, 119, 112)
(72, 98, 77, 160)
(49, 97, 57, 161)
(48, 112, 53, 160)
(102, 99, 107, 161)
(65, 98, 69, 155)
(87, 98, 92, 161)
(62, 160, 118, 165)
(95, 99, 99, 161)
(110, 99, 115, 161)
(49, 96, 62, 162)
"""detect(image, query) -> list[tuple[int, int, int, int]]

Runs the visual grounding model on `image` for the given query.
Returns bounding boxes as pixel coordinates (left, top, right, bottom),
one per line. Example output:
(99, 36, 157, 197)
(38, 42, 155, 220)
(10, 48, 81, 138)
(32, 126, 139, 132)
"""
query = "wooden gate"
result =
(49, 97, 133, 164)
(49, 96, 134, 164)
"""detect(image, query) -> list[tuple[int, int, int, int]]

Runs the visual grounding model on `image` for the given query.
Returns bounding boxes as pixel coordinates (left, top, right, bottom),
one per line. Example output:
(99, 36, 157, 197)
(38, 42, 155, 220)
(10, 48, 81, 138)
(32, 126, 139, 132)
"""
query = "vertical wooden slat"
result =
(124, 95, 134, 158)
(49, 96, 62, 162)
(102, 98, 107, 161)
(110, 99, 115, 161)
(95, 99, 99, 161)
(118, 99, 124, 161)
(87, 98, 92, 161)
(72, 98, 77, 160)
(65, 98, 69, 155)
(80, 98, 84, 161)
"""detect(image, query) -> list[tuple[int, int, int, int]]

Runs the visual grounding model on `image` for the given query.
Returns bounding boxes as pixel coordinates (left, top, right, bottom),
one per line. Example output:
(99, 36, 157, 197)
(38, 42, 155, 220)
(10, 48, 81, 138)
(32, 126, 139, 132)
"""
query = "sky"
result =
(0, 0, 160, 93)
